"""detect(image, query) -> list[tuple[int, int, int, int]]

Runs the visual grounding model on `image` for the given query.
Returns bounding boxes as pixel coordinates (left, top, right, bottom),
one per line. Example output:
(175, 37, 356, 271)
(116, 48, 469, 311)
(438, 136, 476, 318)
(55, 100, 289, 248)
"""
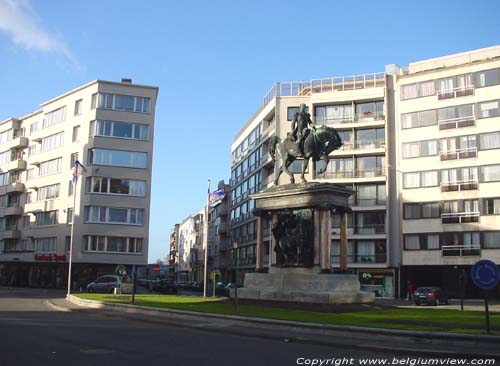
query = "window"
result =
(401, 110, 437, 129)
(403, 171, 438, 189)
(22, 215, 30, 228)
(484, 198, 500, 215)
(72, 126, 80, 142)
(67, 208, 73, 223)
(404, 235, 420, 250)
(481, 165, 500, 182)
(402, 140, 437, 158)
(86, 177, 146, 196)
(88, 149, 147, 168)
(355, 184, 386, 206)
(35, 237, 56, 253)
(38, 184, 60, 200)
(30, 122, 39, 135)
(35, 211, 58, 226)
(478, 100, 499, 119)
(90, 120, 149, 140)
(419, 80, 435, 97)
(355, 212, 385, 234)
(84, 206, 145, 225)
(479, 132, 500, 150)
(355, 101, 384, 120)
(401, 84, 418, 100)
(43, 107, 66, 128)
(404, 204, 421, 219)
(74, 99, 82, 116)
(0, 129, 13, 144)
(476, 69, 500, 87)
(356, 156, 385, 177)
(41, 132, 64, 152)
(483, 232, 500, 249)
(93, 93, 151, 113)
(316, 157, 353, 178)
(82, 235, 143, 253)
(315, 104, 351, 124)
(39, 158, 62, 176)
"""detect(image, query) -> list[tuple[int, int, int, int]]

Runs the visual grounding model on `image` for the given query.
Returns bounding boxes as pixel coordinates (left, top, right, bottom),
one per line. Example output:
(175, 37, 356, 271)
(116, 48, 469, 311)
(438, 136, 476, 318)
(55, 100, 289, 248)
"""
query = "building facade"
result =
(393, 46, 500, 297)
(176, 210, 204, 283)
(229, 45, 500, 298)
(0, 79, 158, 289)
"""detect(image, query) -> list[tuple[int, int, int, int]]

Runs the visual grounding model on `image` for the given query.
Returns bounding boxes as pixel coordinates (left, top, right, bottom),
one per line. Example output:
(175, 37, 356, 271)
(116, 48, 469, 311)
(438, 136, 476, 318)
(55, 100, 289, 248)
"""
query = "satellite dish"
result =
(115, 265, 127, 276)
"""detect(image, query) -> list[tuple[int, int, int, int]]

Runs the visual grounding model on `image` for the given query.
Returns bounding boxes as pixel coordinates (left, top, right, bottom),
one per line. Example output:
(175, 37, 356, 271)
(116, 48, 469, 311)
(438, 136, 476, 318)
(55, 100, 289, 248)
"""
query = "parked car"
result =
(157, 279, 178, 294)
(414, 287, 449, 306)
(87, 275, 133, 294)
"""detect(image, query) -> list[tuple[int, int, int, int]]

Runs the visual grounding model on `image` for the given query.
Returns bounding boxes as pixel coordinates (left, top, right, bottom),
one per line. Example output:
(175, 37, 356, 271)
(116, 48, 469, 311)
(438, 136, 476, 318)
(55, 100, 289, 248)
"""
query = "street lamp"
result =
(233, 242, 239, 314)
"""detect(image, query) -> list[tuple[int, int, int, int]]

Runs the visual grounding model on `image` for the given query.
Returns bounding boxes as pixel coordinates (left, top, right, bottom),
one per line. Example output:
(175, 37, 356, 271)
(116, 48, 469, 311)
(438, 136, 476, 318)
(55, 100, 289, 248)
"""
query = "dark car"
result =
(414, 287, 449, 306)
(157, 279, 178, 294)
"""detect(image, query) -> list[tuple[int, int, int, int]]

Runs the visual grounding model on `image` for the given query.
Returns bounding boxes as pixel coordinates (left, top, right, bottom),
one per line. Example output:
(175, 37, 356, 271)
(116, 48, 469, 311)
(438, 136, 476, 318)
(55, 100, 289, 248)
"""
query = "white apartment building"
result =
(176, 210, 204, 283)
(394, 46, 500, 297)
(230, 73, 394, 296)
(0, 79, 158, 289)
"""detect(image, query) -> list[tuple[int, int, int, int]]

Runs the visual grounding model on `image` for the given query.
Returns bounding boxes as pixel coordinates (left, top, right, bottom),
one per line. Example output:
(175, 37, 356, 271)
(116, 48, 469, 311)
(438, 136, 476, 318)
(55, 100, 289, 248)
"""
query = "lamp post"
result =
(233, 242, 239, 314)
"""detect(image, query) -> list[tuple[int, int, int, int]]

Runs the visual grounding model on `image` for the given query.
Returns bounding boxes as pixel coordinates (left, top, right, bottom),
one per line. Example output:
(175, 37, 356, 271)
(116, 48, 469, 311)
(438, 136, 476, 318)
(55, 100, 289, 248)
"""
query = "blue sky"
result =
(1, 0, 499, 262)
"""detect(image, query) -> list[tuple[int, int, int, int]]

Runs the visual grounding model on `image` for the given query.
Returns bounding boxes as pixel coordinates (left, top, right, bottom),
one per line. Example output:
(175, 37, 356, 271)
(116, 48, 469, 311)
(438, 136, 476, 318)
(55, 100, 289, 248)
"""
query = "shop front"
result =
(358, 268, 396, 298)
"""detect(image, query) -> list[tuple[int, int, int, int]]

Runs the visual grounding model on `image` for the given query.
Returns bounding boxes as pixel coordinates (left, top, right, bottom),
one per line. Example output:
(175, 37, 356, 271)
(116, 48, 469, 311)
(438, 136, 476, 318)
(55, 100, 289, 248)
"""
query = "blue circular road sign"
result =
(471, 260, 500, 290)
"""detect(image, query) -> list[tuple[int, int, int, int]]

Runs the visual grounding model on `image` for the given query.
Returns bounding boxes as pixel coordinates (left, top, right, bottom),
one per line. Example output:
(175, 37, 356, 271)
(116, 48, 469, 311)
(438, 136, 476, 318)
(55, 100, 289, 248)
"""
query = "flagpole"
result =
(66, 161, 85, 300)
(66, 175, 78, 300)
(203, 179, 210, 297)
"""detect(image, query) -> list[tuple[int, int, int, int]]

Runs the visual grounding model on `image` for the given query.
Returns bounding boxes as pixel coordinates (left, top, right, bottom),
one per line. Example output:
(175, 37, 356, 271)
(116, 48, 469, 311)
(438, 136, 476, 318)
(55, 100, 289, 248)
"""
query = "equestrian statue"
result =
(269, 103, 343, 185)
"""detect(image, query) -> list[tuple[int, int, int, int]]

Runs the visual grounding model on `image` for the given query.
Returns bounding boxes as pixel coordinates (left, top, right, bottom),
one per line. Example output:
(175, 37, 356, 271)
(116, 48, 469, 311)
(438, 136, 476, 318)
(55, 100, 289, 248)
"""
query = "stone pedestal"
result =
(237, 182, 374, 304)
(236, 271, 374, 304)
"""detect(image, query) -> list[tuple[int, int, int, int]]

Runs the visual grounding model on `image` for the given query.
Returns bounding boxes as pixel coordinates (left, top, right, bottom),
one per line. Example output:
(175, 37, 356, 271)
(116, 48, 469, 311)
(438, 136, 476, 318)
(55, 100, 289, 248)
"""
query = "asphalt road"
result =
(0, 287, 415, 366)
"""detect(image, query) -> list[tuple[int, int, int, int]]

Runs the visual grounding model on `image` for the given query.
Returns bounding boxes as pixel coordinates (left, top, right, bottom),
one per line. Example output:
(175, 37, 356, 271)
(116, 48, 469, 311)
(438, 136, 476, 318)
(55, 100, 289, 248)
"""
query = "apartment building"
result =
(229, 73, 396, 296)
(0, 79, 158, 288)
(394, 46, 500, 297)
(176, 210, 204, 283)
(207, 180, 231, 282)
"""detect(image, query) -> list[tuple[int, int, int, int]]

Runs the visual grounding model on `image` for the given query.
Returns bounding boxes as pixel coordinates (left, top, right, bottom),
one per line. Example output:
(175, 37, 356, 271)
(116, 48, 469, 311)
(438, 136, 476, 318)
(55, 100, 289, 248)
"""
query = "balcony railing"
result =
(355, 198, 386, 206)
(439, 147, 477, 161)
(340, 139, 385, 151)
(354, 224, 386, 235)
(440, 180, 478, 192)
(311, 73, 385, 94)
(437, 85, 474, 100)
(315, 114, 385, 126)
(318, 167, 385, 179)
(331, 253, 387, 264)
(441, 245, 481, 257)
(441, 212, 480, 224)
(438, 115, 475, 130)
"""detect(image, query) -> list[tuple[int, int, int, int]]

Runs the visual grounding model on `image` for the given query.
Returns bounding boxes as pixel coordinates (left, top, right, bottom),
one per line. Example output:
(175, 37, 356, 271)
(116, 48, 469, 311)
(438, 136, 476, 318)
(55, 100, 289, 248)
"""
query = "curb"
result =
(68, 295, 500, 344)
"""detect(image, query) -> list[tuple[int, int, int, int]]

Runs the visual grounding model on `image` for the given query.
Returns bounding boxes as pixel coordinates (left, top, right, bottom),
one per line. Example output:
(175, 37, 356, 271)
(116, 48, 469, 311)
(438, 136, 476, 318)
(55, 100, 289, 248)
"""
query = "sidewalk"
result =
(47, 295, 500, 359)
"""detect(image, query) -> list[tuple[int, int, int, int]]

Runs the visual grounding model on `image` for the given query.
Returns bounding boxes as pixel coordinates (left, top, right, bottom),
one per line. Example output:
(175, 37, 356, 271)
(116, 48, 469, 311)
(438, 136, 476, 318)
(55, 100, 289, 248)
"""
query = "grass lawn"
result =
(75, 293, 500, 335)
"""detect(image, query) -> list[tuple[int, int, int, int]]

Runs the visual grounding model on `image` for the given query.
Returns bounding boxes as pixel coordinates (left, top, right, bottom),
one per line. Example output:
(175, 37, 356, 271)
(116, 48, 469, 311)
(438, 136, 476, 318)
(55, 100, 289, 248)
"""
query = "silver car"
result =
(86, 275, 133, 294)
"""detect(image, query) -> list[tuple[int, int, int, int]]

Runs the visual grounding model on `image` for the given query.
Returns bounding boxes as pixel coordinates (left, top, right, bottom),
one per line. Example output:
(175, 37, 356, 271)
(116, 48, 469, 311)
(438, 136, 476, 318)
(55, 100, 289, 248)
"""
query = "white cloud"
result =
(0, 0, 78, 66)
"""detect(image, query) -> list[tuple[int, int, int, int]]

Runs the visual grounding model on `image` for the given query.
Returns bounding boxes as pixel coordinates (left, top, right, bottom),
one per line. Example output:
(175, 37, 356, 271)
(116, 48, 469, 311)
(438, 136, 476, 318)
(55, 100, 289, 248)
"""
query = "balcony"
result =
(0, 229, 21, 240)
(331, 253, 387, 264)
(354, 224, 386, 235)
(440, 180, 478, 192)
(355, 198, 386, 207)
(438, 116, 475, 130)
(9, 137, 29, 150)
(441, 245, 481, 257)
(318, 167, 385, 180)
(8, 159, 27, 172)
(310, 72, 385, 94)
(340, 139, 385, 152)
(3, 205, 23, 216)
(315, 114, 385, 127)
(1, 182, 25, 195)
(439, 147, 477, 161)
(441, 212, 479, 224)
(437, 85, 474, 100)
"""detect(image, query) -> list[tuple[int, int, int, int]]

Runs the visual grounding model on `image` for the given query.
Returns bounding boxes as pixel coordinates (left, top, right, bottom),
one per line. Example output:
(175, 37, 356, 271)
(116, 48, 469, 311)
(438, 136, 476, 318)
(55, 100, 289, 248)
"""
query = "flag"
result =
(72, 160, 87, 183)
(209, 188, 225, 203)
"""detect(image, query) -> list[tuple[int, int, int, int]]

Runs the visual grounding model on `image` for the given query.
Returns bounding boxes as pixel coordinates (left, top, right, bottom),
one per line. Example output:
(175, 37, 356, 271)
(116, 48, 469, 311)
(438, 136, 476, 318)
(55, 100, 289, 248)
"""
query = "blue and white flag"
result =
(72, 160, 87, 184)
(209, 188, 225, 203)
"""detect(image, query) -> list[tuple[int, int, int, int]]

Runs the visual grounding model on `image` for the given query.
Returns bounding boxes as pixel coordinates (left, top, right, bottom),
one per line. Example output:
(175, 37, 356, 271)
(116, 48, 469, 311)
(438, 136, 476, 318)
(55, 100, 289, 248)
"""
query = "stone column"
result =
(270, 213, 278, 266)
(255, 215, 264, 271)
(313, 209, 321, 266)
(339, 209, 348, 272)
(320, 209, 332, 272)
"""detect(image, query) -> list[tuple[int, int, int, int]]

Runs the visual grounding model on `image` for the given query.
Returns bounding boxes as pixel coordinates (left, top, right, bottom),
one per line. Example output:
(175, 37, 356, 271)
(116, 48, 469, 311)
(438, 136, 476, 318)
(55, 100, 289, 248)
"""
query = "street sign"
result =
(152, 264, 160, 273)
(471, 260, 500, 290)
(210, 270, 221, 282)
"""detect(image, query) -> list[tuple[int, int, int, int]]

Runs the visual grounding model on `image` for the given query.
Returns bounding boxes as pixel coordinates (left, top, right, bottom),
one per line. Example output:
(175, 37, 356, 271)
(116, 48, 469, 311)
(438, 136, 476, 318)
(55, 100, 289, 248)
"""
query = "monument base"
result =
(232, 271, 374, 304)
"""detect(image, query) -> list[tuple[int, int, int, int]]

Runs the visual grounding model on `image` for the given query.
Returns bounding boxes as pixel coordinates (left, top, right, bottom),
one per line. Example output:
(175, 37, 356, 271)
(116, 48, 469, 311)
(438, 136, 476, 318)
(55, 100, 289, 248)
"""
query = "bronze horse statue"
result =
(269, 125, 342, 185)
